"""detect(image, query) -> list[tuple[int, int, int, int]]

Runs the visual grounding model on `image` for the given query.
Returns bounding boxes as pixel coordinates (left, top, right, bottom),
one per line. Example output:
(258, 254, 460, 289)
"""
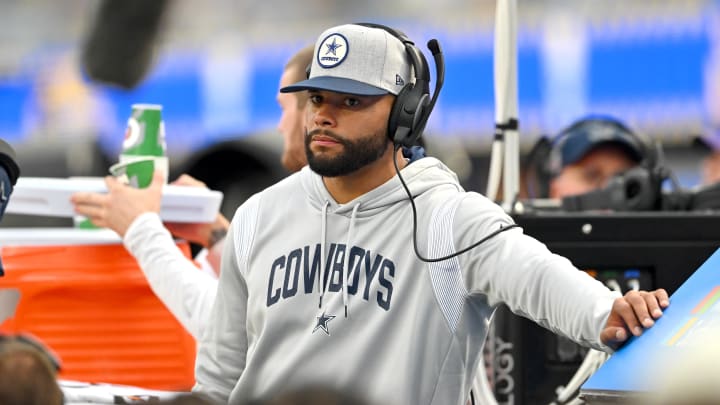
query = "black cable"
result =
(393, 144, 520, 263)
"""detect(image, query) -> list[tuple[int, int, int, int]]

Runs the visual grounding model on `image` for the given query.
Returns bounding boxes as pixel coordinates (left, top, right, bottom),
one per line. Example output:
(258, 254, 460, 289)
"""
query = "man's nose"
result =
(312, 104, 337, 127)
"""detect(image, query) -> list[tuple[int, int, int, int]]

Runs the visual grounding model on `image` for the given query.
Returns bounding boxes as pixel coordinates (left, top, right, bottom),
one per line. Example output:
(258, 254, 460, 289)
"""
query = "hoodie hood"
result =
(300, 156, 462, 217)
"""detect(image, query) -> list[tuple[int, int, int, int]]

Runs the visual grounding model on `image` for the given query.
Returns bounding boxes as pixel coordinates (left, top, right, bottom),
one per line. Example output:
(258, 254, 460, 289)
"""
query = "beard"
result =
(305, 128, 389, 177)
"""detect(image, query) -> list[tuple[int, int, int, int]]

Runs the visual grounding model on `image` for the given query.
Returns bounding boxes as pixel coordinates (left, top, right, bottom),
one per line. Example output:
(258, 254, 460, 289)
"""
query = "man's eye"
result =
(344, 98, 360, 107)
(310, 95, 322, 104)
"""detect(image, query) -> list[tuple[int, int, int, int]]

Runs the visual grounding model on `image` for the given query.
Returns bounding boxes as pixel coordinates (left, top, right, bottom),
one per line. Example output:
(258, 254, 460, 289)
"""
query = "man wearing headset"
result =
(542, 116, 648, 200)
(80, 23, 668, 405)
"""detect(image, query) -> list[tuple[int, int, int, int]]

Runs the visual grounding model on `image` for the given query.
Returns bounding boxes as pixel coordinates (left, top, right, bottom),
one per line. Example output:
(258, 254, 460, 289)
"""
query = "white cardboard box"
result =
(6, 177, 224, 223)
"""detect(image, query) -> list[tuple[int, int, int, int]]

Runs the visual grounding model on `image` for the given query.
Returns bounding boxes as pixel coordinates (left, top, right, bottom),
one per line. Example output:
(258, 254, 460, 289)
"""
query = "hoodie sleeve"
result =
(453, 193, 619, 352)
(123, 212, 218, 340)
(193, 194, 260, 402)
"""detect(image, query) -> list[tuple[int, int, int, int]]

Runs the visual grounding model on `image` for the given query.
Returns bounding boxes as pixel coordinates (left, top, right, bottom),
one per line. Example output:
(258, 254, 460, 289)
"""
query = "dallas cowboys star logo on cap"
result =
(317, 33, 348, 68)
(312, 312, 336, 335)
(325, 37, 343, 55)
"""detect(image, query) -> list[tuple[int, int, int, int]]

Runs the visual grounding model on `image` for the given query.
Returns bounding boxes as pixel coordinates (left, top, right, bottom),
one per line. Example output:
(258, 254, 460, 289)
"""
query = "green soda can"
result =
(119, 103, 169, 184)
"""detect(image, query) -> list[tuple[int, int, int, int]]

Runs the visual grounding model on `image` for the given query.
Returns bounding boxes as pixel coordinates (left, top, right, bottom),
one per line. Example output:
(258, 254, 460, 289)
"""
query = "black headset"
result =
(307, 22, 443, 147)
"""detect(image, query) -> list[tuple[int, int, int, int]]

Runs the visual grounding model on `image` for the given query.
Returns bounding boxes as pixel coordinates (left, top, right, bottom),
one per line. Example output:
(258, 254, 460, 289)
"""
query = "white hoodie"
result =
(193, 157, 618, 405)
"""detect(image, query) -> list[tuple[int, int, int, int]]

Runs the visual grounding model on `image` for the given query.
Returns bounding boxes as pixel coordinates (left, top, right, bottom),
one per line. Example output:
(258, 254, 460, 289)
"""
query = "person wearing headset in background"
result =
(176, 23, 666, 405)
(537, 116, 648, 200)
(70, 44, 315, 340)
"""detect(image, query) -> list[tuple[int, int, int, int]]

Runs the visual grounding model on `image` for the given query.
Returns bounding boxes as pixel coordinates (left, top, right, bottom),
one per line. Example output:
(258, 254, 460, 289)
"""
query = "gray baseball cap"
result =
(280, 24, 412, 96)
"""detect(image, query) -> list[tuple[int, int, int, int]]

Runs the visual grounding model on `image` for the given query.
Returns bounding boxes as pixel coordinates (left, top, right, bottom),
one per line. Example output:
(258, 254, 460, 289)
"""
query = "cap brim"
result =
(280, 76, 388, 96)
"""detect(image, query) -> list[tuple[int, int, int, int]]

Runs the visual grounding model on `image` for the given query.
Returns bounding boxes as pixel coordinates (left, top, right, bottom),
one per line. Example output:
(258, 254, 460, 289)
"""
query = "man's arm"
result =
(455, 194, 666, 351)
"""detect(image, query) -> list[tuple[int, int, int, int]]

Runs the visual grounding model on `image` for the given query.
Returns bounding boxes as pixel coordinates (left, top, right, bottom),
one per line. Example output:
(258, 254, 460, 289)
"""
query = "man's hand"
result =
(601, 288, 670, 350)
(71, 172, 164, 237)
(163, 174, 229, 248)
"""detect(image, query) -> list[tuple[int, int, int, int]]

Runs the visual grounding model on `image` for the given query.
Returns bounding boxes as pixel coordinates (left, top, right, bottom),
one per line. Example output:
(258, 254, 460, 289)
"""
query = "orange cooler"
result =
(0, 229, 196, 391)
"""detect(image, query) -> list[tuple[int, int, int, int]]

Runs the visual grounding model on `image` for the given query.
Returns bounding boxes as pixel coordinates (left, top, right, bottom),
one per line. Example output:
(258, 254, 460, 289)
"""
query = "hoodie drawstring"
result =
(317, 201, 359, 318)
(318, 201, 329, 309)
(342, 204, 359, 317)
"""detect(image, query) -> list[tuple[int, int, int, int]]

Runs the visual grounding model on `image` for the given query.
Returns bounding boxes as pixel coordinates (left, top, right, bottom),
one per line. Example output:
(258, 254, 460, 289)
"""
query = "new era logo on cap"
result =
(281, 24, 412, 96)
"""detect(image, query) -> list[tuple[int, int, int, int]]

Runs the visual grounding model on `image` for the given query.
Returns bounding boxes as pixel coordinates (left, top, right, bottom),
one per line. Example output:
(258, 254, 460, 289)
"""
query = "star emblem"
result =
(324, 37, 343, 56)
(312, 312, 336, 335)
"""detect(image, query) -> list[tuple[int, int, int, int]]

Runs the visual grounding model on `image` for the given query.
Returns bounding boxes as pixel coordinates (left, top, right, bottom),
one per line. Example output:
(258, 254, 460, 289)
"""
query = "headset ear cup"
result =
(388, 85, 431, 147)
(388, 84, 412, 144)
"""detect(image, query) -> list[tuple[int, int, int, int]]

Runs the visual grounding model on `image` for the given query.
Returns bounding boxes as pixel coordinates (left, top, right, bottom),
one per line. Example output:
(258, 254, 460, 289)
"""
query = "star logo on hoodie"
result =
(313, 312, 336, 335)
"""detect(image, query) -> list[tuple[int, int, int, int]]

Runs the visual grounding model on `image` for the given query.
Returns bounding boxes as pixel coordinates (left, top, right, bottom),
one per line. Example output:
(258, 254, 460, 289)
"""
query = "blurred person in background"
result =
(71, 44, 315, 340)
(524, 116, 649, 200)
(0, 335, 63, 405)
